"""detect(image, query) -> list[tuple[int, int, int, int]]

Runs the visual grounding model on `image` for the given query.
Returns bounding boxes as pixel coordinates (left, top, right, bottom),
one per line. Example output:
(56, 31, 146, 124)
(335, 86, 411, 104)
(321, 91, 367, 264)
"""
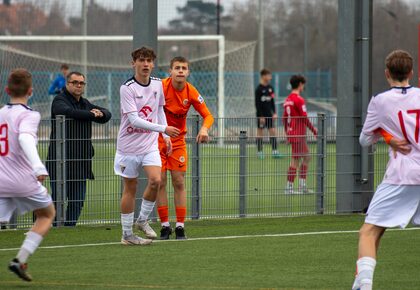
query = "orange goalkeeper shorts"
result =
(158, 135, 188, 172)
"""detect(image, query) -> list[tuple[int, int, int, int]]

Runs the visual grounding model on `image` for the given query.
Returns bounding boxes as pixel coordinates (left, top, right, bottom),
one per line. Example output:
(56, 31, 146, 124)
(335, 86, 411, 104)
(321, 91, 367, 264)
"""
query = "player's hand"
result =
(312, 128, 318, 140)
(90, 109, 103, 118)
(196, 127, 210, 143)
(389, 137, 411, 158)
(165, 126, 180, 137)
(37, 175, 48, 183)
(164, 137, 173, 156)
(272, 114, 278, 120)
(259, 118, 265, 126)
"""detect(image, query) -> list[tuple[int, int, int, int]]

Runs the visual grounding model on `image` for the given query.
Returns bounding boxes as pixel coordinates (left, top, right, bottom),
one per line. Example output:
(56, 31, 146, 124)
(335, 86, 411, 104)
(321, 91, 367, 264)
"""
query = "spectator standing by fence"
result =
(46, 71, 111, 226)
(255, 68, 281, 159)
(48, 64, 69, 95)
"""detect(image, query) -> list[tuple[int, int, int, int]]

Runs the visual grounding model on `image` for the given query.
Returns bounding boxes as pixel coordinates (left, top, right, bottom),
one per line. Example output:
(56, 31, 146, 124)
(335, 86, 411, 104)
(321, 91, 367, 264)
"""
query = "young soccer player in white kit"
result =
(0, 69, 55, 281)
(352, 50, 420, 290)
(114, 47, 180, 245)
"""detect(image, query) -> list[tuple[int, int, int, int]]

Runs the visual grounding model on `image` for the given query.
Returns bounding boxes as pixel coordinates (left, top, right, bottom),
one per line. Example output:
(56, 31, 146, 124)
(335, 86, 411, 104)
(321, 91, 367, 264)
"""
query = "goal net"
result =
(0, 36, 256, 120)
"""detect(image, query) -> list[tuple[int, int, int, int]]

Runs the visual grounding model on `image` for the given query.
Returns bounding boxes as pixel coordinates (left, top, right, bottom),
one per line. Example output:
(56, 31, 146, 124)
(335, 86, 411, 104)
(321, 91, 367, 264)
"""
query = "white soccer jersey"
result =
(116, 76, 165, 155)
(362, 86, 420, 184)
(0, 104, 46, 197)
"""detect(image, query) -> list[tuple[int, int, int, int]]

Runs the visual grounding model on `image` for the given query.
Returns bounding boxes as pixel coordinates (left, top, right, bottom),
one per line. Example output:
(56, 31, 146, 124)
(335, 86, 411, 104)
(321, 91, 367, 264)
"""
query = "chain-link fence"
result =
(3, 114, 389, 229)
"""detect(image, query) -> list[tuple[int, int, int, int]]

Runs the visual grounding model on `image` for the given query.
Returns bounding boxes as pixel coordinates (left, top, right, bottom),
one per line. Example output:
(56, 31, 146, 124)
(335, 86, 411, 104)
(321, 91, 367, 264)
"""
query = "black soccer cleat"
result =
(175, 226, 187, 240)
(160, 226, 173, 240)
(8, 258, 32, 282)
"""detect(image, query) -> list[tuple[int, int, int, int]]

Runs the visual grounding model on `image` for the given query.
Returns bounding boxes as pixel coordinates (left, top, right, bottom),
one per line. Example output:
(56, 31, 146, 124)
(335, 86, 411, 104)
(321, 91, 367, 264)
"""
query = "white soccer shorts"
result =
(365, 183, 420, 228)
(0, 189, 52, 222)
(114, 150, 162, 178)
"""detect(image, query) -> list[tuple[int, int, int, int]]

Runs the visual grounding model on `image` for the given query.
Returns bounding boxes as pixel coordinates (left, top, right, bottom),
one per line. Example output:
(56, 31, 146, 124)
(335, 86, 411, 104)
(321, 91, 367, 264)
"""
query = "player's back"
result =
(371, 86, 420, 184)
(283, 93, 307, 137)
(0, 104, 42, 197)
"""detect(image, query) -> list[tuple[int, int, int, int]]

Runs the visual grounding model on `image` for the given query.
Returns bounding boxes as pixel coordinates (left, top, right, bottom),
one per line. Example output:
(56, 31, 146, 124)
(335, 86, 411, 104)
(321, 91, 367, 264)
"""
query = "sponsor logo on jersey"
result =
(136, 95, 143, 98)
(179, 156, 185, 163)
(261, 96, 272, 102)
(198, 95, 204, 104)
(154, 91, 157, 99)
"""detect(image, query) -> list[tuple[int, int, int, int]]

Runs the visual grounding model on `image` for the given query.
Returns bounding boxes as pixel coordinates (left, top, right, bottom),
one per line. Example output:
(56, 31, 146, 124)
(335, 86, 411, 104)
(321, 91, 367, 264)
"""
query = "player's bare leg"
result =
(352, 224, 386, 290)
(120, 178, 152, 245)
(10, 204, 55, 282)
(298, 155, 311, 194)
(135, 166, 161, 239)
(285, 157, 300, 194)
(268, 127, 281, 158)
(256, 127, 264, 159)
(157, 171, 172, 239)
(172, 170, 187, 240)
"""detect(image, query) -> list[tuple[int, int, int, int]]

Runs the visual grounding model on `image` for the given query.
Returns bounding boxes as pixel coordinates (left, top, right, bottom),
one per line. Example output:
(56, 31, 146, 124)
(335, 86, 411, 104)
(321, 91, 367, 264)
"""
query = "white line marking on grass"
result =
(1, 227, 419, 252)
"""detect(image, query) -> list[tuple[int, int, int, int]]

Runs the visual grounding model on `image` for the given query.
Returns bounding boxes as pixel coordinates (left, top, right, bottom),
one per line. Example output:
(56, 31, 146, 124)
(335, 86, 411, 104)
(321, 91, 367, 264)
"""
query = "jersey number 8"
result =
(0, 123, 9, 156)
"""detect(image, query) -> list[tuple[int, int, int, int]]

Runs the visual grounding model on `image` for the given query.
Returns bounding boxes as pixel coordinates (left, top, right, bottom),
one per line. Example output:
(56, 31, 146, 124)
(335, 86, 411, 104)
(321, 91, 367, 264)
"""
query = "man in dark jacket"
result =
(46, 71, 111, 226)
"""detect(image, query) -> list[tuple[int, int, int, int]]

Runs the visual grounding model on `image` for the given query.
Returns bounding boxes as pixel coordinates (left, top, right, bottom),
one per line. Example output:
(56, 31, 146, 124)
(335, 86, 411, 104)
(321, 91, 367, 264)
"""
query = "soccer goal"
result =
(0, 35, 256, 143)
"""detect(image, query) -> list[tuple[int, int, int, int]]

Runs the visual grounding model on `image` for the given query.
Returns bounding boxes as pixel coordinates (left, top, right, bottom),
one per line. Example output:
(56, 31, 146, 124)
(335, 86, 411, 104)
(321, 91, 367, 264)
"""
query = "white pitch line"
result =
(1, 227, 419, 252)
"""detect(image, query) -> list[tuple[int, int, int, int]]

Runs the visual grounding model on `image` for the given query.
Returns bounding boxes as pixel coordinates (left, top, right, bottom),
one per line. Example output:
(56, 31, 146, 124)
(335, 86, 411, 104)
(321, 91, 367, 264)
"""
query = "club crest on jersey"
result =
(179, 156, 185, 163)
(198, 95, 204, 104)
(183, 99, 188, 106)
(139, 106, 152, 117)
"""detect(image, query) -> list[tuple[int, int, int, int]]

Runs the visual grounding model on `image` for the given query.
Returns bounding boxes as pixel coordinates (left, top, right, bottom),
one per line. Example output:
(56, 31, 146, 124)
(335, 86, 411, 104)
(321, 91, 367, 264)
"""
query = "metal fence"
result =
(4, 115, 389, 228)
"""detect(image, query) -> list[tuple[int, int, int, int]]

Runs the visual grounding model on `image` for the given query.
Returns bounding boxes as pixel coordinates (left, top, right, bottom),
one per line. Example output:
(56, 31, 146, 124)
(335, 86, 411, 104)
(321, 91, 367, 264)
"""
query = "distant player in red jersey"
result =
(282, 75, 317, 194)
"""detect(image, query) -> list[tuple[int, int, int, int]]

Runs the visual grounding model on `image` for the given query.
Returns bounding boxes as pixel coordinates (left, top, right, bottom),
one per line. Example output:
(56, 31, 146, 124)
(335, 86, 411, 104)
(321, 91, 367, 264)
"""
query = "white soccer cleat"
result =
(135, 221, 158, 239)
(284, 182, 294, 195)
(121, 234, 152, 246)
(352, 276, 373, 290)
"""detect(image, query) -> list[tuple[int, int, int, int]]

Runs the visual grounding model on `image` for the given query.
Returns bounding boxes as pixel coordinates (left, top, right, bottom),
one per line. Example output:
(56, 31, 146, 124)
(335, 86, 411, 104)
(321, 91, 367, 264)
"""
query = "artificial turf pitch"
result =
(0, 215, 419, 290)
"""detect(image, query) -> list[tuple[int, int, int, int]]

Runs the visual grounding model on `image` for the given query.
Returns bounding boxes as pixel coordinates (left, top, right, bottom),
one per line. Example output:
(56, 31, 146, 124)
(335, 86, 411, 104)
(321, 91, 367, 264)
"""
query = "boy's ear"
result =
(408, 70, 414, 80)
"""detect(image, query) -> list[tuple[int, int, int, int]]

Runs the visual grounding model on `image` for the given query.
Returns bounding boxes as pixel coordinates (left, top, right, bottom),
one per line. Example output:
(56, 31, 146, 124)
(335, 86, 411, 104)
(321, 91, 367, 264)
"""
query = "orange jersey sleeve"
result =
(375, 128, 393, 144)
(188, 84, 214, 129)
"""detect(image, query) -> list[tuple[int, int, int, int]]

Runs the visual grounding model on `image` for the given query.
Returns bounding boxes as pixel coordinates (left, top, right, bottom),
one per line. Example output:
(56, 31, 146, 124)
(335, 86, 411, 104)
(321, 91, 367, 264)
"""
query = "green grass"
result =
(0, 215, 419, 290)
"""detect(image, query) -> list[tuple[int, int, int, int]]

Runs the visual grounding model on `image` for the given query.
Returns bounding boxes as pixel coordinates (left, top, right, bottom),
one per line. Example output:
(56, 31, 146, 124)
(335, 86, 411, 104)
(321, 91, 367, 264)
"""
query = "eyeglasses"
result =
(68, 80, 86, 86)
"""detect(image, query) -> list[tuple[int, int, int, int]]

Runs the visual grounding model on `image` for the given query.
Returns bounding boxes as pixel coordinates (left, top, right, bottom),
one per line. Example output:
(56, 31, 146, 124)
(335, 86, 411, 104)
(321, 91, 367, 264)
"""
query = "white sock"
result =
(176, 222, 184, 228)
(161, 221, 170, 227)
(357, 257, 376, 285)
(17, 231, 43, 263)
(137, 199, 155, 223)
(299, 178, 306, 188)
(121, 212, 134, 236)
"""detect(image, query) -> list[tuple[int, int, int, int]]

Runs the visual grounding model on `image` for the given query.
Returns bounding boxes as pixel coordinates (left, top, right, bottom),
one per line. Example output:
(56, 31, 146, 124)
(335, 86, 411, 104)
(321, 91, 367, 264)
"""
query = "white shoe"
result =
(121, 234, 152, 246)
(135, 221, 158, 239)
(352, 276, 372, 290)
(284, 182, 294, 195)
(298, 179, 312, 194)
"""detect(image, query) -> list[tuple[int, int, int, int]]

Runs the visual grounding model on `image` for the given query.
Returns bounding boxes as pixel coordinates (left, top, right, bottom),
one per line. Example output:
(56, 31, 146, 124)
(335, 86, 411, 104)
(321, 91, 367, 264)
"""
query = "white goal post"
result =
(0, 35, 226, 144)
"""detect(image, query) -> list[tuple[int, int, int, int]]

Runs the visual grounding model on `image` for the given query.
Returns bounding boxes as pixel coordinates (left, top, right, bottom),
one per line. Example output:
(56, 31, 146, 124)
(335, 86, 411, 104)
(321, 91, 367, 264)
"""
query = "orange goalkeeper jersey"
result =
(162, 77, 214, 136)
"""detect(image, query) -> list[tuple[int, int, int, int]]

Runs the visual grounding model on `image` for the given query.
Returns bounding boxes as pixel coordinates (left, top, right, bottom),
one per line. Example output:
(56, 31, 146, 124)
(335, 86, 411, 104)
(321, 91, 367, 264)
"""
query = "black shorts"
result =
(257, 117, 274, 129)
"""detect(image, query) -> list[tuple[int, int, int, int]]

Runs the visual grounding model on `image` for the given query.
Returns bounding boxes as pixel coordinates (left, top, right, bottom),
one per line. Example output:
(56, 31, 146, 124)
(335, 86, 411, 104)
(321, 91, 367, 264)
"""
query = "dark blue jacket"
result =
(48, 74, 66, 95)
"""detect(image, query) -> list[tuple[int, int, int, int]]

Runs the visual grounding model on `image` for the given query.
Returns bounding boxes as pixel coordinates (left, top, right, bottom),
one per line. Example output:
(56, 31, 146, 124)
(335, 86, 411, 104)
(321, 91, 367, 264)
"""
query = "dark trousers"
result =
(51, 180, 87, 226)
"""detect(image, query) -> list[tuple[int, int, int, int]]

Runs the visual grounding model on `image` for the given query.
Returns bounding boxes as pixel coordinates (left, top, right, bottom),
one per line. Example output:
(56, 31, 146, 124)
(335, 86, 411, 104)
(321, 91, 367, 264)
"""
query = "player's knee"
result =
(172, 178, 185, 192)
(359, 224, 383, 239)
(148, 176, 162, 190)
